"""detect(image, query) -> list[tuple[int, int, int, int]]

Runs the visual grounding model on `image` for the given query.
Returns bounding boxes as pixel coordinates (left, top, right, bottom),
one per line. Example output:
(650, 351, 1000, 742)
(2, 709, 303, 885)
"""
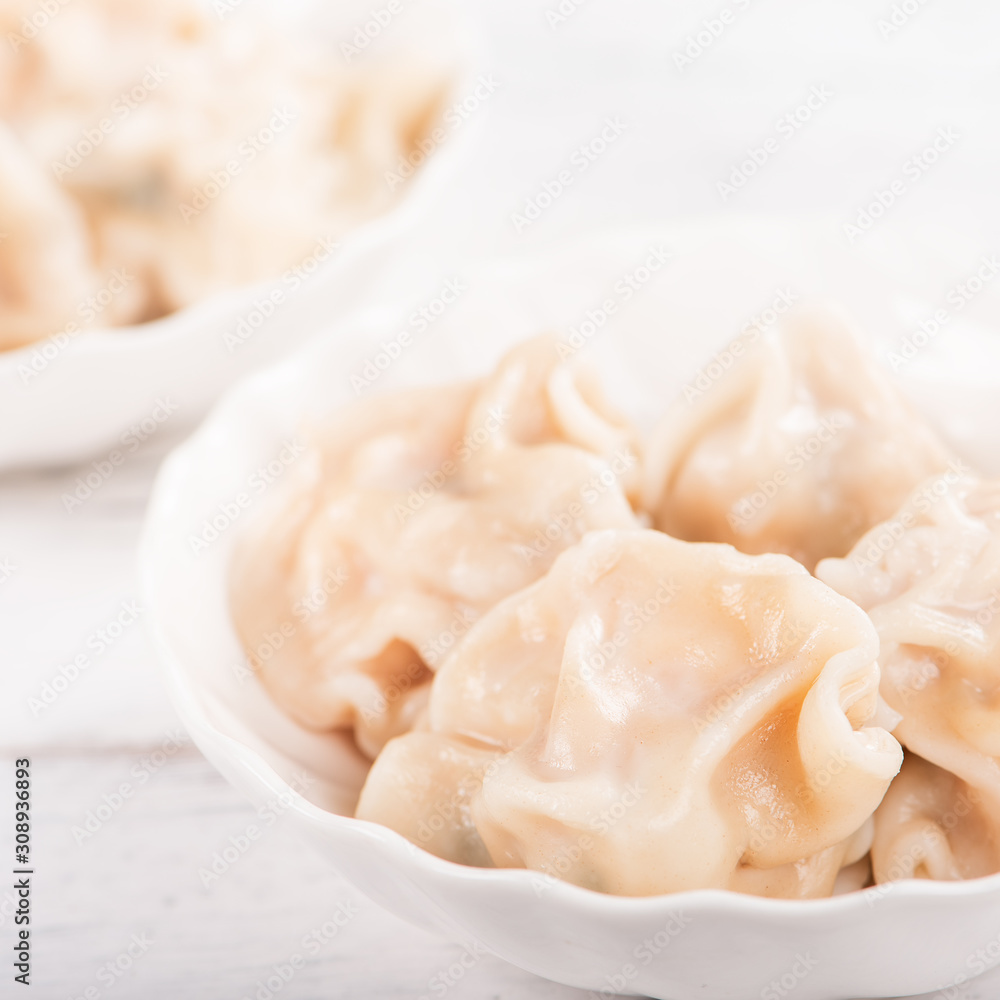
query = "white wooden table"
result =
(4, 0, 1000, 996)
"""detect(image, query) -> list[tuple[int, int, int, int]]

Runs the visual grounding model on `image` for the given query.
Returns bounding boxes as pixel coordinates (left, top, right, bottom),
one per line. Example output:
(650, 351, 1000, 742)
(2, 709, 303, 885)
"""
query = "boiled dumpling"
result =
(817, 475, 1000, 874)
(871, 753, 1000, 884)
(229, 336, 641, 758)
(357, 528, 903, 897)
(0, 123, 99, 350)
(643, 306, 954, 571)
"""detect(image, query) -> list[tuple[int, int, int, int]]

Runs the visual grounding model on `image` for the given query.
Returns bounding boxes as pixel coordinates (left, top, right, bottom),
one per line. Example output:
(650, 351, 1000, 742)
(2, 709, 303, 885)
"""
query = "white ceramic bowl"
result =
(0, 0, 480, 471)
(140, 224, 1000, 1000)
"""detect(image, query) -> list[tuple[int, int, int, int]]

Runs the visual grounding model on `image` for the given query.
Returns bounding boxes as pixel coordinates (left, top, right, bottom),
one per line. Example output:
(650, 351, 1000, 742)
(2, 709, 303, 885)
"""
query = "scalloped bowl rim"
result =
(139, 227, 1000, 1000)
(142, 342, 1000, 919)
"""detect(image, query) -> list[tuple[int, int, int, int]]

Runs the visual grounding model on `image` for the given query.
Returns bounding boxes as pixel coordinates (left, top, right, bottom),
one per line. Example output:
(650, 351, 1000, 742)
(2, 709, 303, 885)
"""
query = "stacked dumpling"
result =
(643, 306, 953, 571)
(230, 336, 641, 758)
(232, 306, 1000, 897)
(357, 529, 902, 897)
(818, 476, 1000, 884)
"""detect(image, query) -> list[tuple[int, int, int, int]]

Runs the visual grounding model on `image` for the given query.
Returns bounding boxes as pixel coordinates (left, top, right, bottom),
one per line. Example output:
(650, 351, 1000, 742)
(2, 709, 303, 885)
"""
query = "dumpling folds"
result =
(818, 476, 1000, 873)
(872, 753, 1000, 884)
(357, 529, 902, 898)
(229, 336, 641, 758)
(643, 306, 953, 570)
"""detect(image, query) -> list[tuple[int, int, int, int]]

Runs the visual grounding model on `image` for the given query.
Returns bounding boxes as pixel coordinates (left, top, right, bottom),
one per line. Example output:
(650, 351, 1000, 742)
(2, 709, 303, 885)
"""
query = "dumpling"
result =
(356, 528, 903, 897)
(1, 0, 452, 338)
(871, 753, 1000, 884)
(229, 336, 641, 758)
(643, 305, 955, 571)
(817, 475, 1000, 869)
(0, 124, 99, 350)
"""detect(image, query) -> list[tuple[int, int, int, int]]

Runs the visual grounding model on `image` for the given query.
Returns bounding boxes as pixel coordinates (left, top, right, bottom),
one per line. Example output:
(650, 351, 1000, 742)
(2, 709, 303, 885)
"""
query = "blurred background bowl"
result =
(0, 0, 482, 472)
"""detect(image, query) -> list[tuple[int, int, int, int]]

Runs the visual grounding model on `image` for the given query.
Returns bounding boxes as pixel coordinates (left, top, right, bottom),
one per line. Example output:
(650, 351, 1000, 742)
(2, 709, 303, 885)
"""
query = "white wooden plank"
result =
(0, 750, 590, 999)
(1, 750, 997, 999)
(0, 426, 191, 751)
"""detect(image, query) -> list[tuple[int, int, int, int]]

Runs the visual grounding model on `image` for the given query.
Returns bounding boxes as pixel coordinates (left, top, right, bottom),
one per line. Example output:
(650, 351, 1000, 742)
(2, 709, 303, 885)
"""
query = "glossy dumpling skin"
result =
(229, 336, 641, 758)
(871, 753, 1000, 884)
(643, 306, 953, 571)
(356, 529, 902, 897)
(818, 476, 1000, 847)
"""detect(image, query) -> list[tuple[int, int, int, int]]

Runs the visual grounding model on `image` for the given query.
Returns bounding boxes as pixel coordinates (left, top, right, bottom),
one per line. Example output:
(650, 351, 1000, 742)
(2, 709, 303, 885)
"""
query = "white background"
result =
(3, 0, 1000, 997)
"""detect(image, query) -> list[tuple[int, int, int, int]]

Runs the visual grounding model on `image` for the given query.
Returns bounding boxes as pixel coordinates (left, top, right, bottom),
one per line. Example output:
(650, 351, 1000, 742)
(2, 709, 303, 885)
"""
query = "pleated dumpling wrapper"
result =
(872, 753, 1000, 884)
(818, 475, 1000, 879)
(643, 306, 955, 571)
(356, 528, 903, 898)
(229, 336, 641, 758)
